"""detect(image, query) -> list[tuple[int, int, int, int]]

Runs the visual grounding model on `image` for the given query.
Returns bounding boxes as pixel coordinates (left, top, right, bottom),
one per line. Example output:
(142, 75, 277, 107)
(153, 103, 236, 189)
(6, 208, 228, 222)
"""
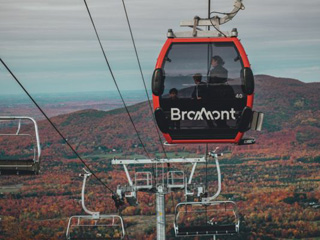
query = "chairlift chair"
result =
(66, 215, 125, 240)
(167, 171, 185, 190)
(174, 201, 239, 237)
(134, 171, 153, 191)
(66, 170, 125, 240)
(0, 116, 41, 175)
(173, 151, 240, 237)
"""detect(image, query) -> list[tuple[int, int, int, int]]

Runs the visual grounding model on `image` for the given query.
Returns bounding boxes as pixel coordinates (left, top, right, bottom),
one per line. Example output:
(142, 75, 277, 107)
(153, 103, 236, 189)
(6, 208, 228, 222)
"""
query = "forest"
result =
(0, 75, 320, 239)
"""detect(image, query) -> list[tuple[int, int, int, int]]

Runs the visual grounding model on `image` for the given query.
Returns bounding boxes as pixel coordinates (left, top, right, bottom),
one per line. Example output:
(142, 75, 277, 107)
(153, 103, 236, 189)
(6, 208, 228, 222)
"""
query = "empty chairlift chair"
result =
(0, 116, 41, 175)
(173, 152, 239, 238)
(66, 169, 125, 240)
(167, 171, 185, 190)
(174, 201, 240, 236)
(134, 171, 153, 191)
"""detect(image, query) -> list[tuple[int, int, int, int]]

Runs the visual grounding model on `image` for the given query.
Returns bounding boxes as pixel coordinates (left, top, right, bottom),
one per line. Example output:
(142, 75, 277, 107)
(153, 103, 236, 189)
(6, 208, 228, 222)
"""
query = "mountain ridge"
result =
(22, 75, 318, 162)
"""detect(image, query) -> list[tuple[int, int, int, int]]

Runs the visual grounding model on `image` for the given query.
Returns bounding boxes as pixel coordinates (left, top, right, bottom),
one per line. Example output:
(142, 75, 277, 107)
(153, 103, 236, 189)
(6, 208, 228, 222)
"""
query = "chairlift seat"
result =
(0, 159, 40, 175)
(66, 215, 125, 240)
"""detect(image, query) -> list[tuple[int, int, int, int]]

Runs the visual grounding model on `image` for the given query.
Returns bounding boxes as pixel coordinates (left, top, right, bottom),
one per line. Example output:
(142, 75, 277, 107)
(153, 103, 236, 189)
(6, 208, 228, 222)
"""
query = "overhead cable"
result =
(0, 58, 116, 196)
(83, 0, 152, 160)
(120, 0, 169, 161)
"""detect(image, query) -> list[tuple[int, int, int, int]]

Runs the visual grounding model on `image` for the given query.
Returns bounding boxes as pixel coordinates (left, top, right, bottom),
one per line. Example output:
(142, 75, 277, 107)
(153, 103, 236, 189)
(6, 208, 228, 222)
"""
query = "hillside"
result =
(26, 75, 320, 161)
(0, 75, 320, 240)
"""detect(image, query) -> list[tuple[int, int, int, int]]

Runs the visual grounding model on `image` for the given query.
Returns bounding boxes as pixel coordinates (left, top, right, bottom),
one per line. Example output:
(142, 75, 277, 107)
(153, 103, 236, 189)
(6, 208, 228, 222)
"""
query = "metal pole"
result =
(156, 186, 166, 240)
(208, 0, 211, 30)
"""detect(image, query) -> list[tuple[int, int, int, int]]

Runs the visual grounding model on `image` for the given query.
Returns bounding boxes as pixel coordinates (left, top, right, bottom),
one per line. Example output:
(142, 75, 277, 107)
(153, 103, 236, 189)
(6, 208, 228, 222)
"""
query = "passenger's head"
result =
(193, 73, 202, 84)
(211, 55, 225, 67)
(169, 88, 178, 99)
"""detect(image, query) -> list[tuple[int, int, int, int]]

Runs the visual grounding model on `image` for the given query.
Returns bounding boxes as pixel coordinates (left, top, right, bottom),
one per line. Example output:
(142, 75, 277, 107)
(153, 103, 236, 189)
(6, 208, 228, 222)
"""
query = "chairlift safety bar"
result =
(112, 157, 206, 165)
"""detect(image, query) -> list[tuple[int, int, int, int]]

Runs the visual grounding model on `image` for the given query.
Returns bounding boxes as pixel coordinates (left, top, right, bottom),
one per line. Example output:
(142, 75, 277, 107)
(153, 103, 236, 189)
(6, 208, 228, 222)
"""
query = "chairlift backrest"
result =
(134, 171, 153, 190)
(167, 171, 185, 189)
(0, 116, 41, 175)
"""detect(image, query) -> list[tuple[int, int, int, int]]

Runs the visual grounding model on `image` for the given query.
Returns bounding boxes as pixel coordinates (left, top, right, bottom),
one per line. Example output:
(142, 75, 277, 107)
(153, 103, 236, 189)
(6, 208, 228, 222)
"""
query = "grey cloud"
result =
(0, 0, 320, 95)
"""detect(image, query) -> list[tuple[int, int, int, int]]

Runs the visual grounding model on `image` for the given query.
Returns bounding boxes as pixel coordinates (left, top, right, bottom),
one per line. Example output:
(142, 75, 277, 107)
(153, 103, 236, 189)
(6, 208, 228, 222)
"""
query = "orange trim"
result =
(156, 39, 173, 69)
(153, 96, 159, 110)
(235, 132, 244, 143)
(163, 133, 172, 143)
(247, 94, 254, 108)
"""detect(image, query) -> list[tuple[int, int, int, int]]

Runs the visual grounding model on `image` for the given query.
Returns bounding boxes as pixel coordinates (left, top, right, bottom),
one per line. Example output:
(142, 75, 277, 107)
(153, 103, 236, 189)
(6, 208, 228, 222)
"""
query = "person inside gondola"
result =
(169, 88, 180, 130)
(191, 73, 214, 128)
(207, 55, 234, 100)
(191, 73, 207, 100)
(208, 56, 234, 128)
(208, 55, 228, 84)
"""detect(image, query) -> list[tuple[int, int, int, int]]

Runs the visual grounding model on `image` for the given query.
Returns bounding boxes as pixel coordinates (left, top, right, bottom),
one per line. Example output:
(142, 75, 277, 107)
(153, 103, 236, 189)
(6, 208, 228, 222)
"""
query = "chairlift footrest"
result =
(177, 224, 238, 236)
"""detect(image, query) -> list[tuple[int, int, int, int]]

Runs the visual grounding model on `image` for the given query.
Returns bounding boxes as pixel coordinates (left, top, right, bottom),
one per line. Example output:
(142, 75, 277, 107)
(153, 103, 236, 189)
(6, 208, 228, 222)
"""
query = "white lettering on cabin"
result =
(170, 108, 236, 121)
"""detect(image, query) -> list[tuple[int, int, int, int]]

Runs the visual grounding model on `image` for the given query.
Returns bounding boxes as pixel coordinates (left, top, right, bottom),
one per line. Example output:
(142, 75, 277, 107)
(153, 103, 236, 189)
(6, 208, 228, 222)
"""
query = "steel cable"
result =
(83, 0, 152, 160)
(0, 58, 116, 196)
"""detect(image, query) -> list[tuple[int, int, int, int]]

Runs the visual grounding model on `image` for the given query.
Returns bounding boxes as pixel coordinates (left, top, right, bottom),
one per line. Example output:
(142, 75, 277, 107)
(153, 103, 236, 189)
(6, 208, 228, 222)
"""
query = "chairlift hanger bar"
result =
(180, 0, 244, 28)
(66, 169, 126, 240)
(170, 0, 244, 38)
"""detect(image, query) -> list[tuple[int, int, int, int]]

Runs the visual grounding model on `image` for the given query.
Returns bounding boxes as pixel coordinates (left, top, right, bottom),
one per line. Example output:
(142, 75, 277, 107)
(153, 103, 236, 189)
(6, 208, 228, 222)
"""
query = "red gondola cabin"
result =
(152, 36, 259, 144)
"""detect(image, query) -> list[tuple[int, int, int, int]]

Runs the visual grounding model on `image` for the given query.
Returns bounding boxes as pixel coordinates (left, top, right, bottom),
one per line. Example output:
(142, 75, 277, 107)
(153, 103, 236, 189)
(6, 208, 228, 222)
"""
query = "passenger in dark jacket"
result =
(208, 56, 234, 128)
(208, 55, 228, 84)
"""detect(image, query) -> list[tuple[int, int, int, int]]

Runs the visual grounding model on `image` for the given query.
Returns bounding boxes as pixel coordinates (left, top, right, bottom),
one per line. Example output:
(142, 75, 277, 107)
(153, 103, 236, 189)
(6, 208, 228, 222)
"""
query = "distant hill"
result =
(1, 75, 320, 240)
(2, 75, 320, 161)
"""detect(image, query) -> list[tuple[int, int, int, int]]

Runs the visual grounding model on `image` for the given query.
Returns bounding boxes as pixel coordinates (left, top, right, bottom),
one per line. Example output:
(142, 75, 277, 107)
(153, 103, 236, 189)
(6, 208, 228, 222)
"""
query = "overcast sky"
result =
(1, 0, 320, 94)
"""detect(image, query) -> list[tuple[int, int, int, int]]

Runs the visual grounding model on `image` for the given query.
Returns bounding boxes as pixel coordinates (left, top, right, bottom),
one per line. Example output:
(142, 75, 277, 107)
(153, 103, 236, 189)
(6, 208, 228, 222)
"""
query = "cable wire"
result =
(0, 58, 115, 196)
(120, 0, 169, 161)
(120, 0, 172, 188)
(208, 3, 243, 38)
(83, 0, 152, 160)
(210, 8, 241, 16)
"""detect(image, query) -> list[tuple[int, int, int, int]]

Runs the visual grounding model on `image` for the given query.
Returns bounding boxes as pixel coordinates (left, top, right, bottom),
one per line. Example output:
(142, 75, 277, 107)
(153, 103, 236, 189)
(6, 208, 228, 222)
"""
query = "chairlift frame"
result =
(112, 157, 206, 195)
(173, 152, 240, 237)
(135, 171, 153, 190)
(174, 201, 240, 236)
(0, 116, 41, 175)
(112, 157, 208, 240)
(66, 169, 125, 240)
